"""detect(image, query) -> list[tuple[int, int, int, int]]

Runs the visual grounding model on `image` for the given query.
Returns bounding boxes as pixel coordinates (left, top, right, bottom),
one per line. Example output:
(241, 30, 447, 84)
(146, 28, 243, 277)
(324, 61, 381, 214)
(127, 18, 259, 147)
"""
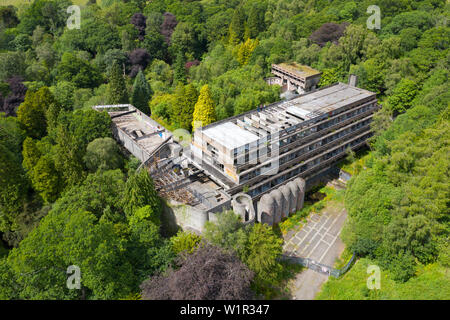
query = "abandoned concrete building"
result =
(266, 63, 322, 94)
(94, 71, 380, 233)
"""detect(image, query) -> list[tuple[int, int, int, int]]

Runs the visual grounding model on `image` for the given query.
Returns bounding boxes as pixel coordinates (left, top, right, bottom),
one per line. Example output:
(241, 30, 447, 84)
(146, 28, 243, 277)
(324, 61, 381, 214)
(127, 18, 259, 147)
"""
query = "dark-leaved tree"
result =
(140, 244, 254, 300)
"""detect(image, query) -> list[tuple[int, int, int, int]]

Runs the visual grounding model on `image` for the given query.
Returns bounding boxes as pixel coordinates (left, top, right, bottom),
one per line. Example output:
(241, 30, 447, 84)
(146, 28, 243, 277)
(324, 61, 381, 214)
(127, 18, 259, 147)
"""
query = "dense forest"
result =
(0, 0, 448, 299)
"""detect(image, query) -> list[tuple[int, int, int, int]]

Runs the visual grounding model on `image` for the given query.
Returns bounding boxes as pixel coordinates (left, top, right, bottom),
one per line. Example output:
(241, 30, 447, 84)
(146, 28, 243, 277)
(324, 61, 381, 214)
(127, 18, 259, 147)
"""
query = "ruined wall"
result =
(163, 200, 209, 233)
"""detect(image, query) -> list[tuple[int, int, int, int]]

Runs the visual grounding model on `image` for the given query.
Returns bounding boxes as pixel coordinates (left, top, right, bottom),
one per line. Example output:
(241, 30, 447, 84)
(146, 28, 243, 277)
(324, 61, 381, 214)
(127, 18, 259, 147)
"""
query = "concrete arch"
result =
(257, 193, 275, 225)
(232, 193, 255, 224)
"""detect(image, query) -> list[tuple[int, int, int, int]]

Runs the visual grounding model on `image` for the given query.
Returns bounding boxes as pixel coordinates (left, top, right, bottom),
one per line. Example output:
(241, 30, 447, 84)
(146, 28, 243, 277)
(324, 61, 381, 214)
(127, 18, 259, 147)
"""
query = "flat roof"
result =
(202, 122, 260, 150)
(198, 83, 376, 143)
(274, 63, 321, 78)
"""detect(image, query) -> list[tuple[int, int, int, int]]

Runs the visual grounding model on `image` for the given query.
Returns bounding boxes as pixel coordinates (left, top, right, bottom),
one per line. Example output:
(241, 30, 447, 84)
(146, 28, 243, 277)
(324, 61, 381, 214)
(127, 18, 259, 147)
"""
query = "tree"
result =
(84, 137, 124, 172)
(56, 52, 103, 88)
(229, 6, 246, 45)
(173, 51, 187, 85)
(160, 12, 178, 45)
(318, 68, 340, 87)
(128, 48, 151, 78)
(131, 70, 152, 114)
(171, 83, 198, 131)
(140, 244, 254, 300)
(107, 61, 129, 104)
(387, 78, 418, 113)
(129, 205, 161, 228)
(122, 169, 161, 217)
(170, 230, 202, 255)
(309, 22, 348, 47)
(30, 154, 62, 203)
(0, 6, 19, 29)
(17, 87, 57, 139)
(240, 223, 283, 289)
(235, 38, 259, 66)
(0, 131, 27, 233)
(130, 13, 147, 40)
(192, 85, 216, 130)
(22, 137, 41, 175)
(5, 208, 135, 299)
(0, 53, 26, 82)
(203, 211, 247, 256)
(50, 169, 126, 221)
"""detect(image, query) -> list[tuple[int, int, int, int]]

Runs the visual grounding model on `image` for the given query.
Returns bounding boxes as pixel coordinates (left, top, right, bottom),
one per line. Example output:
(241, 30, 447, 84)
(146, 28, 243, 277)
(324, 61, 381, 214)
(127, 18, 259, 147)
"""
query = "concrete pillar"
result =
(270, 189, 284, 224)
(279, 184, 292, 218)
(287, 181, 299, 214)
(294, 178, 306, 211)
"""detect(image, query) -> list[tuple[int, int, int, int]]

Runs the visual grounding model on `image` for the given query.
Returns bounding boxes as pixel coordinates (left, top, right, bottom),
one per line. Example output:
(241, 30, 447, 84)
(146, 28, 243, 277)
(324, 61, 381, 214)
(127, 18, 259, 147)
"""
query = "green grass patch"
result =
(317, 258, 450, 300)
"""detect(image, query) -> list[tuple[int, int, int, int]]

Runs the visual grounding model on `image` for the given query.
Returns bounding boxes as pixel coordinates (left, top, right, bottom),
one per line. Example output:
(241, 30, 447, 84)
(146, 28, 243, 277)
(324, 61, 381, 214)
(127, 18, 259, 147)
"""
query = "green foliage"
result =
(29, 154, 61, 203)
(192, 84, 216, 129)
(107, 61, 128, 104)
(203, 211, 285, 296)
(240, 223, 283, 290)
(170, 230, 202, 255)
(17, 87, 58, 139)
(56, 52, 103, 89)
(122, 169, 161, 217)
(317, 259, 450, 300)
(387, 78, 418, 113)
(4, 208, 135, 299)
(131, 70, 152, 114)
(84, 137, 123, 172)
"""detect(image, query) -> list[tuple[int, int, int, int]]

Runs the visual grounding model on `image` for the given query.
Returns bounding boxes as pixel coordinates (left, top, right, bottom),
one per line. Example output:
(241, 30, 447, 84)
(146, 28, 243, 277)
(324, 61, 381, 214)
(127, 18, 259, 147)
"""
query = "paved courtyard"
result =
(283, 205, 348, 299)
(283, 207, 347, 265)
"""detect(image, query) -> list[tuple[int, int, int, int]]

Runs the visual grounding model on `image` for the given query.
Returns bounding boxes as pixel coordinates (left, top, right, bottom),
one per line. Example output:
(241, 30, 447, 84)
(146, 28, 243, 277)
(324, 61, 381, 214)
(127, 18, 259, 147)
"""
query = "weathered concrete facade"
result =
(95, 72, 379, 233)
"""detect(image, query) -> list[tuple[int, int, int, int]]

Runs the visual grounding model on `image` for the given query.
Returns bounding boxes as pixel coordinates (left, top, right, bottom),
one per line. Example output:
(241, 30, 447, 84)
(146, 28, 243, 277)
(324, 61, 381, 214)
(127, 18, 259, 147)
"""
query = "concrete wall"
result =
(163, 200, 209, 233)
(256, 178, 306, 226)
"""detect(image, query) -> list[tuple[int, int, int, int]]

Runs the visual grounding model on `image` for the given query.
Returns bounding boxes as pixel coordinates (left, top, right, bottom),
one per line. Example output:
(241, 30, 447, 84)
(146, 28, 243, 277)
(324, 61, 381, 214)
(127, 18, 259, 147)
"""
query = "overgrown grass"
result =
(338, 148, 371, 176)
(317, 258, 450, 300)
(279, 186, 345, 234)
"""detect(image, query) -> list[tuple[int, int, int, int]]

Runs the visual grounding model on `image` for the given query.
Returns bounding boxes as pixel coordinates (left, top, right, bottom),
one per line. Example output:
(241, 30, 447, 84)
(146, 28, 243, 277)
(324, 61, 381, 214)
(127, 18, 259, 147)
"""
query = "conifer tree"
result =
(192, 85, 216, 130)
(107, 61, 129, 105)
(229, 6, 246, 45)
(171, 83, 198, 131)
(131, 70, 152, 114)
(173, 51, 187, 85)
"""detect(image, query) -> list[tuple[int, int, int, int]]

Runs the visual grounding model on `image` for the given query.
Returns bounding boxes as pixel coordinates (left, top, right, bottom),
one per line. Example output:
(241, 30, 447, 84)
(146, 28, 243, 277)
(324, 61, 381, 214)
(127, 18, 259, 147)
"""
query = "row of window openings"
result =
(208, 104, 374, 169)
(246, 135, 369, 197)
(239, 120, 371, 183)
